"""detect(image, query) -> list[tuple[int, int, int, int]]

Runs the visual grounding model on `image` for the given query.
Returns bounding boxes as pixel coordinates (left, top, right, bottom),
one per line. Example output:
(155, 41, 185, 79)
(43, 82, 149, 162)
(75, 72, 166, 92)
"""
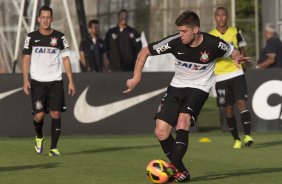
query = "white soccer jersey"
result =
(148, 32, 234, 93)
(23, 29, 70, 82)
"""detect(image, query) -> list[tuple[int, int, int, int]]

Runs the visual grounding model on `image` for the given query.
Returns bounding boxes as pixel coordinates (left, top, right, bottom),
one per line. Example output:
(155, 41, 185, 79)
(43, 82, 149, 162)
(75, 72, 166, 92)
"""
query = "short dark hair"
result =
(88, 19, 99, 28)
(38, 5, 53, 17)
(215, 7, 228, 16)
(118, 9, 128, 16)
(175, 10, 200, 27)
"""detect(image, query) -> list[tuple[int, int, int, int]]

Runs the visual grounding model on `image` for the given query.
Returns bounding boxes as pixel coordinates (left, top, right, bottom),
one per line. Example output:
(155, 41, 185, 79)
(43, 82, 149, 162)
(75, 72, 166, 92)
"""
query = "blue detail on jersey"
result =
(34, 48, 56, 54)
(175, 60, 207, 70)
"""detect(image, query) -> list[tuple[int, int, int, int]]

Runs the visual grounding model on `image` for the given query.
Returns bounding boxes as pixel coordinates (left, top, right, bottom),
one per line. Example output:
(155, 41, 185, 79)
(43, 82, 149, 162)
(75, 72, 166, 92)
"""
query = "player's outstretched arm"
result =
(123, 47, 150, 93)
(22, 54, 31, 95)
(231, 49, 251, 68)
(63, 57, 76, 96)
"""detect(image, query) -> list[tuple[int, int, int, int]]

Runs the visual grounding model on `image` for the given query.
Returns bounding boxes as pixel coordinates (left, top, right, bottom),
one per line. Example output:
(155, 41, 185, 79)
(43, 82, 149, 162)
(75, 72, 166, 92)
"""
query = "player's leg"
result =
(49, 111, 62, 156)
(30, 80, 47, 154)
(225, 105, 241, 148)
(48, 80, 65, 156)
(216, 80, 241, 148)
(233, 75, 254, 146)
(171, 113, 191, 171)
(172, 87, 209, 182)
(155, 119, 174, 160)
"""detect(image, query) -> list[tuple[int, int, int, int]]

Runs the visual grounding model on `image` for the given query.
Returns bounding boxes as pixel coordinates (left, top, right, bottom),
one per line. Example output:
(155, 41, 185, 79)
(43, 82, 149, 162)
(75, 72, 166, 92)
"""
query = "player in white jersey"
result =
(124, 10, 250, 182)
(22, 5, 76, 156)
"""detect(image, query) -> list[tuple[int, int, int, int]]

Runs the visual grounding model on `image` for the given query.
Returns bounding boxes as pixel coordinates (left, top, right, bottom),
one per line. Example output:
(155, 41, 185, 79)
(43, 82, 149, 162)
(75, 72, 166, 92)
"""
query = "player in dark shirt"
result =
(22, 5, 75, 157)
(256, 23, 282, 68)
(124, 10, 249, 182)
(79, 19, 110, 72)
(105, 9, 142, 71)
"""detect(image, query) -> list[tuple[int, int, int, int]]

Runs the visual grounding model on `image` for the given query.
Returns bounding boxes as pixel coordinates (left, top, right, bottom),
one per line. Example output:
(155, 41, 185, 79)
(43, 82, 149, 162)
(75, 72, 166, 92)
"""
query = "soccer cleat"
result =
(34, 136, 44, 154)
(233, 140, 242, 149)
(244, 135, 254, 146)
(49, 149, 61, 156)
(167, 164, 178, 177)
(174, 170, 190, 183)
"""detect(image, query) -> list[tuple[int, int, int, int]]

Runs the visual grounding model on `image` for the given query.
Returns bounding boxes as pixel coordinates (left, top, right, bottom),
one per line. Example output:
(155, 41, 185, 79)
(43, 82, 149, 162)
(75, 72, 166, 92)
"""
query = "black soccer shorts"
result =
(215, 74, 248, 106)
(154, 85, 209, 127)
(30, 79, 65, 114)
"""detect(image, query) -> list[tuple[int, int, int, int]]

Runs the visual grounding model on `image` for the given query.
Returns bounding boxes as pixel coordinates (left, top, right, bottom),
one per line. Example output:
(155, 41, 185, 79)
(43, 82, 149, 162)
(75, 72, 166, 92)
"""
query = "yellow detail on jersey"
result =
(209, 27, 241, 75)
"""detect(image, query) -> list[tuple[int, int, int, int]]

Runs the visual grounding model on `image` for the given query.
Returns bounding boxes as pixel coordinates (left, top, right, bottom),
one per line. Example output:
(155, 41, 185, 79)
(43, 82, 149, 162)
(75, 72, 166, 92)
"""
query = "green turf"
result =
(1, 98, 281, 183)
(0, 132, 282, 184)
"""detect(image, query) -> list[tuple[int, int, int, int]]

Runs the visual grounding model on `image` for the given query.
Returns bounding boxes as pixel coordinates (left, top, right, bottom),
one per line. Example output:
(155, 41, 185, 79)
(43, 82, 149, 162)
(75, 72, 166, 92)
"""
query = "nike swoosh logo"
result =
(0, 88, 22, 100)
(74, 87, 167, 123)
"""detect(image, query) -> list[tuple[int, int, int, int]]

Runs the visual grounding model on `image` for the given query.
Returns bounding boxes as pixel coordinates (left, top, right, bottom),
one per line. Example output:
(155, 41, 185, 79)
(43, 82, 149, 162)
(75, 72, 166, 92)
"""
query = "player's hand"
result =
(123, 78, 140, 94)
(23, 80, 31, 95)
(68, 82, 76, 96)
(234, 56, 252, 68)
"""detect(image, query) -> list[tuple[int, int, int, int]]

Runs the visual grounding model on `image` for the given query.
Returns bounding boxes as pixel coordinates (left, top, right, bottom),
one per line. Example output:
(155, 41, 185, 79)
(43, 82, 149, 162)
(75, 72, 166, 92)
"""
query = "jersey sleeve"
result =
(22, 34, 32, 55)
(148, 34, 179, 56)
(236, 28, 247, 48)
(216, 38, 234, 59)
(60, 34, 70, 58)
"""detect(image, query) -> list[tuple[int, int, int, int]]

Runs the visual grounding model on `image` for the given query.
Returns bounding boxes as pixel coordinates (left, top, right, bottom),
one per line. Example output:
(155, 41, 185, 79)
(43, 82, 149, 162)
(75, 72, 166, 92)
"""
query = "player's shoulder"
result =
(106, 26, 118, 33)
(209, 28, 218, 35)
(227, 26, 238, 33)
(52, 29, 65, 37)
(27, 30, 40, 37)
(203, 32, 221, 42)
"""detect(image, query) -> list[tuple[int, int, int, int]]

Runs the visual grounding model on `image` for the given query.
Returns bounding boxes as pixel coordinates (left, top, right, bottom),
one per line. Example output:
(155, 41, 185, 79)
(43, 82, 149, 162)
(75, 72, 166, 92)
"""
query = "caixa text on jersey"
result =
(175, 61, 207, 70)
(34, 47, 57, 54)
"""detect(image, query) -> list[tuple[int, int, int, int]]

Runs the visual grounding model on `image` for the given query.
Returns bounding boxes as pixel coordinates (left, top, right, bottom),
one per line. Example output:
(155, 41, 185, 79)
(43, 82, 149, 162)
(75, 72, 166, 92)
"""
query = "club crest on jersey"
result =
(200, 51, 210, 62)
(50, 37, 58, 46)
(129, 32, 134, 38)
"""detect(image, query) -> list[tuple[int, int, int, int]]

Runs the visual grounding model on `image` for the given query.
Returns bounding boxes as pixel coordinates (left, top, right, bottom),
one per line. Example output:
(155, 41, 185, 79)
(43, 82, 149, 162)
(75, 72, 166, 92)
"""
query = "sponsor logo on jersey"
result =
(156, 43, 171, 54)
(50, 37, 58, 46)
(62, 36, 69, 48)
(200, 51, 210, 62)
(218, 42, 229, 51)
(175, 60, 207, 71)
(34, 47, 56, 54)
(23, 36, 31, 49)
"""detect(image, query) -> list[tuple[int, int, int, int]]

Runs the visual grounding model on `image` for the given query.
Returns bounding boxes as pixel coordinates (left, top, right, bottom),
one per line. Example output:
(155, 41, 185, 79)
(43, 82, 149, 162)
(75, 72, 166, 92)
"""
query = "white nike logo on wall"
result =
(74, 87, 167, 123)
(0, 88, 22, 100)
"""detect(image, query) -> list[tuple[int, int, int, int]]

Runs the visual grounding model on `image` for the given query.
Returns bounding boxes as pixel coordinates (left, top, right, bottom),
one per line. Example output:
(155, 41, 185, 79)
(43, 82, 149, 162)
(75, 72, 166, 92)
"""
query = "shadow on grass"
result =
(67, 144, 158, 155)
(252, 140, 282, 148)
(191, 167, 282, 182)
(0, 163, 60, 172)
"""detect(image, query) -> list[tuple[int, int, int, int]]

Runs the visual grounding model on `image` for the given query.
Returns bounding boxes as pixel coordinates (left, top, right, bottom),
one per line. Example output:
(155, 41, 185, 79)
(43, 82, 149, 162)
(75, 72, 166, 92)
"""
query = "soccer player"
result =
(209, 7, 254, 149)
(124, 10, 249, 182)
(22, 5, 76, 156)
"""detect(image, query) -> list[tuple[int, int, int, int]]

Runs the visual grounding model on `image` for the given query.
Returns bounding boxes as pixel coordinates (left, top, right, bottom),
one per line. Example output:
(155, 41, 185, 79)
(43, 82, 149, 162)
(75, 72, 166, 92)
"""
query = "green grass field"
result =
(1, 98, 282, 184)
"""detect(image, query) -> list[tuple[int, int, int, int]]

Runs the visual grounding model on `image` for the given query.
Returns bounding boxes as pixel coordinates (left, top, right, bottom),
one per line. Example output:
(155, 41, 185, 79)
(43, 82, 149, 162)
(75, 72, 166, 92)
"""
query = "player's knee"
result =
(176, 114, 191, 130)
(34, 112, 44, 122)
(154, 126, 170, 140)
(236, 99, 247, 111)
(224, 106, 234, 117)
(50, 111, 61, 119)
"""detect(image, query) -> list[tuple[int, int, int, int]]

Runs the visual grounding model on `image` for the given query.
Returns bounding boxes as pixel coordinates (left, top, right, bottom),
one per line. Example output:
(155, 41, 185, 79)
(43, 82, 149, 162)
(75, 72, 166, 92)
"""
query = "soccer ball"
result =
(146, 159, 170, 184)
